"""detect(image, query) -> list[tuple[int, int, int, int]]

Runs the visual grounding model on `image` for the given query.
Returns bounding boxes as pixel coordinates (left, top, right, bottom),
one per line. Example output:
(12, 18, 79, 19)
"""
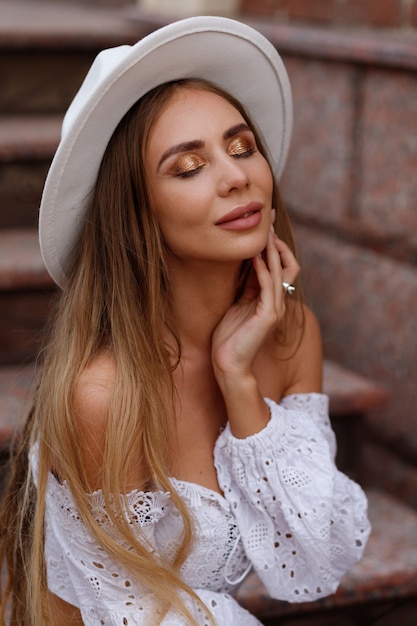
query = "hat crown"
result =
(62, 45, 132, 138)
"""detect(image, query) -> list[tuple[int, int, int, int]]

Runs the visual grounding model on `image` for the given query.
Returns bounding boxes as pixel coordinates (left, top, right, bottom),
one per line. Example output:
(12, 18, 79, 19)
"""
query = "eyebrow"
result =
(157, 140, 203, 170)
(157, 123, 252, 171)
(223, 123, 251, 141)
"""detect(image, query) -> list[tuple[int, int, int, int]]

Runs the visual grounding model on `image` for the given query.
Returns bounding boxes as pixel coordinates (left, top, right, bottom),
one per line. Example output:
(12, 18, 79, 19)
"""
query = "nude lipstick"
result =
(215, 202, 263, 230)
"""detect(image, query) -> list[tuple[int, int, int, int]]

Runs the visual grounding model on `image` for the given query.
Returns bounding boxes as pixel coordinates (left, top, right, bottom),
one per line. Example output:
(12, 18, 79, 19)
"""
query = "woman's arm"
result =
(214, 393, 370, 602)
(211, 229, 300, 437)
(281, 303, 324, 397)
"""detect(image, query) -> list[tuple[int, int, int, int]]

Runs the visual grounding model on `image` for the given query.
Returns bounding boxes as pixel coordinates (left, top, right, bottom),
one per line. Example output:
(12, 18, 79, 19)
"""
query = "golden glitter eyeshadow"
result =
(175, 154, 206, 175)
(173, 135, 255, 176)
(228, 137, 253, 157)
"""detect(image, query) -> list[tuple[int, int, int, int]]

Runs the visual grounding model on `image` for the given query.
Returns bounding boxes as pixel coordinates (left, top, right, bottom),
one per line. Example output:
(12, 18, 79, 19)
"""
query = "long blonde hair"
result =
(0, 79, 302, 625)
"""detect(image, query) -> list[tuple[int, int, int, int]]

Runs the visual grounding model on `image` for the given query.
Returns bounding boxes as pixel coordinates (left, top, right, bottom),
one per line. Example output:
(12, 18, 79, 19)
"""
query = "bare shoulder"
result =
(73, 351, 117, 428)
(299, 303, 322, 353)
(282, 303, 323, 396)
(69, 352, 117, 488)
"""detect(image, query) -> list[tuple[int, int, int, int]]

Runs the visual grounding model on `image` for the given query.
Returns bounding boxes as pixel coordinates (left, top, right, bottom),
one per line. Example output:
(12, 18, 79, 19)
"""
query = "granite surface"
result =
(296, 225, 417, 467)
(358, 67, 417, 241)
(280, 56, 357, 226)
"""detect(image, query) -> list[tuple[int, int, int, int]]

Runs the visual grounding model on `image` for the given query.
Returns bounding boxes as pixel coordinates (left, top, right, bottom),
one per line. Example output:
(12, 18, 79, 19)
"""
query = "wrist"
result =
(213, 364, 253, 396)
(217, 375, 271, 439)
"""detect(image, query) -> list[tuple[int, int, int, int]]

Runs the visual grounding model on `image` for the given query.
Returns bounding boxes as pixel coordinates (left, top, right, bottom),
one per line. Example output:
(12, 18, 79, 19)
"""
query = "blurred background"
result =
(0, 1, 417, 623)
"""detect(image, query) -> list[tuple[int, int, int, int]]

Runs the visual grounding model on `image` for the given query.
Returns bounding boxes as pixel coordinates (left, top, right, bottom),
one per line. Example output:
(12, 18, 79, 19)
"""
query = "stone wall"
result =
(242, 0, 417, 29)
(19, 0, 417, 29)
(107, 0, 417, 28)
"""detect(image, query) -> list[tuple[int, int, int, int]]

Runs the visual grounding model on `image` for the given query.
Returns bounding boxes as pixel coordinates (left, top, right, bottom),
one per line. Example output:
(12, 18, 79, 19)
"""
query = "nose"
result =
(217, 156, 249, 197)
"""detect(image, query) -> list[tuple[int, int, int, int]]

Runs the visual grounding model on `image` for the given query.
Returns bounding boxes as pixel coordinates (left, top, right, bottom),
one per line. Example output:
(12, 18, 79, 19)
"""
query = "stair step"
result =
(0, 2, 142, 116)
(0, 49, 98, 116)
(0, 115, 61, 162)
(0, 363, 35, 449)
(0, 115, 61, 227)
(323, 359, 388, 417)
(0, 229, 55, 365)
(0, 1, 140, 50)
(0, 228, 52, 289)
(238, 488, 417, 624)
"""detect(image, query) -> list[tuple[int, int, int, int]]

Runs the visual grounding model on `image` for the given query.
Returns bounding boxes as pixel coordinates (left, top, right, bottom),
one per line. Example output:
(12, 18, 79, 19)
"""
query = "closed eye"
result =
(228, 136, 257, 158)
(173, 154, 206, 178)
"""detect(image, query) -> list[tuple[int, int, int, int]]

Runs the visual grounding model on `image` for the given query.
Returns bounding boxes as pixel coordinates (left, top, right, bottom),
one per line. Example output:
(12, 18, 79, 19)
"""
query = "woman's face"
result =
(145, 86, 274, 265)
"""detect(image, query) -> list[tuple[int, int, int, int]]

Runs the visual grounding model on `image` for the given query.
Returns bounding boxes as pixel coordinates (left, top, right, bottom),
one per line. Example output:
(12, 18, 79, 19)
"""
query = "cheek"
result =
(152, 195, 200, 252)
(154, 184, 206, 231)
(260, 162, 274, 197)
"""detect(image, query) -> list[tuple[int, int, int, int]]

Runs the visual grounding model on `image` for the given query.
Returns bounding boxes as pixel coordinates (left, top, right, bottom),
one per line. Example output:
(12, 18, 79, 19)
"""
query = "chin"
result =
(248, 232, 269, 257)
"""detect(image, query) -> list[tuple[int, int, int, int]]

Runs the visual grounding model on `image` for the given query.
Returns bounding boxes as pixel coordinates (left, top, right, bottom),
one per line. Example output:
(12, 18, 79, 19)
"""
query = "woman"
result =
(0, 16, 370, 626)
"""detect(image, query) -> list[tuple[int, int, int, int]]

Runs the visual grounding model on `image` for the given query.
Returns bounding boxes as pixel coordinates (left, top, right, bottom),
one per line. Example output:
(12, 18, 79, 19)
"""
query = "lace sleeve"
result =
(214, 393, 371, 603)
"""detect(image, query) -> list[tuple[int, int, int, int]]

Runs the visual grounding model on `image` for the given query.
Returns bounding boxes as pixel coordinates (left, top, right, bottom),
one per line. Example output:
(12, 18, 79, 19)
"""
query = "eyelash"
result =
(175, 162, 205, 178)
(229, 139, 256, 159)
(174, 138, 257, 178)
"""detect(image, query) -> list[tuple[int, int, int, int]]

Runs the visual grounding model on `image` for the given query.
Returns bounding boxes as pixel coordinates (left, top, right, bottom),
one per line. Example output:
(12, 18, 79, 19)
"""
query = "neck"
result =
(168, 258, 243, 353)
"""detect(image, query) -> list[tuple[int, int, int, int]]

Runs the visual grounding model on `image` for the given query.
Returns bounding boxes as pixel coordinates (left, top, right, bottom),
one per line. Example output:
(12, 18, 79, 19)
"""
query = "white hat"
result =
(39, 16, 293, 288)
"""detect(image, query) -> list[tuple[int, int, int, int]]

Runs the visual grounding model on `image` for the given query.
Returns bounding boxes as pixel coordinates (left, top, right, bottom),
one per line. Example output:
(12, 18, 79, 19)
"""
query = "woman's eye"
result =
(228, 137, 256, 158)
(174, 155, 206, 178)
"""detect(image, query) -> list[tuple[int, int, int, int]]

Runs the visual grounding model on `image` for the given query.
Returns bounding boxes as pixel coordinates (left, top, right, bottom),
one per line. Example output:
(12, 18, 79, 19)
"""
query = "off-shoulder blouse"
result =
(30, 393, 370, 625)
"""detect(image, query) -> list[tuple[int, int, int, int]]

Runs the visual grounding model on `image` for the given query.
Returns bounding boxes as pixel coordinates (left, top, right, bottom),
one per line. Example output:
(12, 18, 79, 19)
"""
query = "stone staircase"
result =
(0, 0, 143, 366)
(1, 3, 417, 625)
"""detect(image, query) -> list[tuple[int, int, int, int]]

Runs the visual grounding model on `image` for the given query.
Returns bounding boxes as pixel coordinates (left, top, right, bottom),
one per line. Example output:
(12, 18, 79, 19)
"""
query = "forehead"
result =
(147, 86, 246, 148)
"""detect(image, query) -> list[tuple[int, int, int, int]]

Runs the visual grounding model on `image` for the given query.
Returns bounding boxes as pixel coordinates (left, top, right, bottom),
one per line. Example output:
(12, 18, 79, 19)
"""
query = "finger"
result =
(266, 230, 284, 281)
(273, 236, 300, 285)
(264, 232, 288, 316)
(251, 252, 276, 313)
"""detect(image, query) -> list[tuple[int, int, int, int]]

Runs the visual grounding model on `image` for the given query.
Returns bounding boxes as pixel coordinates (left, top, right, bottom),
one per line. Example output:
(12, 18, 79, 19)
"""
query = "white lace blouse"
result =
(31, 393, 370, 625)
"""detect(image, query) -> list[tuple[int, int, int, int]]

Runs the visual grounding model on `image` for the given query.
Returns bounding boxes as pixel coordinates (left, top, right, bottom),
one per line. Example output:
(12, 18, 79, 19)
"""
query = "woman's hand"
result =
(212, 229, 299, 387)
(211, 229, 299, 437)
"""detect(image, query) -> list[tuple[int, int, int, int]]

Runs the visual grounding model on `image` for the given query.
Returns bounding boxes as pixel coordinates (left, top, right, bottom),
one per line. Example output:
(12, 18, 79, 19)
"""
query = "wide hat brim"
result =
(39, 16, 293, 288)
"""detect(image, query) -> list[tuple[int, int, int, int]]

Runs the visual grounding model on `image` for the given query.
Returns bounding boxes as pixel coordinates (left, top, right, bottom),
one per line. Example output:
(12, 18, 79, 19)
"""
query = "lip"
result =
(215, 202, 263, 227)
